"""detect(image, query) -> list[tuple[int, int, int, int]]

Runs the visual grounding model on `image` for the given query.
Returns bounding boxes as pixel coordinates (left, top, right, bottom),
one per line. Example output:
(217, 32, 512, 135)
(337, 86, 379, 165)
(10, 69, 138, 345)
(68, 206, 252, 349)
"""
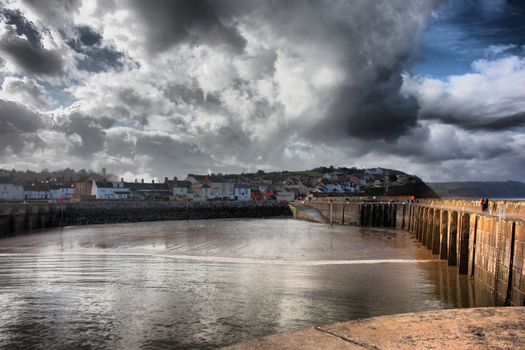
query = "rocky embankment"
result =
(56, 200, 292, 226)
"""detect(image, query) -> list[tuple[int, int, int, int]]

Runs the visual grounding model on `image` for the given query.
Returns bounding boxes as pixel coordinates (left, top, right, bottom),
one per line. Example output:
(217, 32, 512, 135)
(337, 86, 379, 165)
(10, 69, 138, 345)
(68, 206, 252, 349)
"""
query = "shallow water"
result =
(0, 219, 493, 349)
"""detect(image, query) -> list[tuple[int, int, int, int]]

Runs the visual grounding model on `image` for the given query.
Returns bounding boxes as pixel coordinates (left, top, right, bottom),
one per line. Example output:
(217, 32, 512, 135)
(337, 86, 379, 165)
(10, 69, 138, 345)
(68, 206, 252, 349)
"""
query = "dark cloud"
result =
(76, 46, 125, 72)
(128, 0, 246, 54)
(0, 98, 44, 133)
(163, 84, 221, 110)
(0, 0, 523, 182)
(77, 26, 102, 46)
(1, 8, 42, 48)
(102, 130, 217, 177)
(117, 88, 152, 110)
(327, 75, 420, 140)
(65, 26, 128, 72)
(424, 111, 525, 132)
(62, 112, 113, 157)
(252, 0, 443, 141)
(134, 133, 215, 176)
(0, 99, 45, 154)
(0, 27, 65, 76)
(201, 123, 252, 156)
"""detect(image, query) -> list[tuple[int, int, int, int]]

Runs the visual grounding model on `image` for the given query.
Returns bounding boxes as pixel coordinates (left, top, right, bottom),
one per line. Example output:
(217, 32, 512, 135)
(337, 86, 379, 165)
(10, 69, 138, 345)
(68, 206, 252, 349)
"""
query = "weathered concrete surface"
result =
(226, 327, 362, 350)
(289, 203, 329, 223)
(224, 307, 525, 350)
(307, 202, 381, 227)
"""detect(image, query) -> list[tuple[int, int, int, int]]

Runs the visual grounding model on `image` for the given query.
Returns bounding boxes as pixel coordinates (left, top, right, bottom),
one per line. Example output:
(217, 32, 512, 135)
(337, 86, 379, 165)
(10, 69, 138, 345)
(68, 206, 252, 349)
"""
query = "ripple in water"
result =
(0, 219, 493, 349)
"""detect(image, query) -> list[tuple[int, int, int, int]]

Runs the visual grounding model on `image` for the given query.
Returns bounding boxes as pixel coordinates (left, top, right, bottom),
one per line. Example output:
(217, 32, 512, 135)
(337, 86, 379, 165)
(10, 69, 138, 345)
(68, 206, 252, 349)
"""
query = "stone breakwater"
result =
(0, 201, 293, 235)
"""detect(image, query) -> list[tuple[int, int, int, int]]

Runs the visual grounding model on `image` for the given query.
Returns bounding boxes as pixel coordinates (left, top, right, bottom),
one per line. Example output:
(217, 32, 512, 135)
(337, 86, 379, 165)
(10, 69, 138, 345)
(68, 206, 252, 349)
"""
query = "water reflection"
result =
(0, 219, 493, 349)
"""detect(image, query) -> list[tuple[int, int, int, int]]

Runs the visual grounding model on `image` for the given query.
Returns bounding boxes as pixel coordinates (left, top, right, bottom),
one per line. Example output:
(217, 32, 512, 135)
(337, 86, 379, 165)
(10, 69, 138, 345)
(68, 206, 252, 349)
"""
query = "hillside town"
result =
(0, 166, 423, 203)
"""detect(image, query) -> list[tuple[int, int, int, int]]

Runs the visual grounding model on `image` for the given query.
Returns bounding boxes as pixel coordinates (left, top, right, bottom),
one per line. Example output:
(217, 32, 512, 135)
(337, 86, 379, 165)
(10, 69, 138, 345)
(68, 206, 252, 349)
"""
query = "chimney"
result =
(164, 177, 168, 183)
(152, 179, 155, 184)
(173, 176, 177, 181)
(141, 179, 144, 183)
(135, 179, 137, 183)
(121, 177, 124, 183)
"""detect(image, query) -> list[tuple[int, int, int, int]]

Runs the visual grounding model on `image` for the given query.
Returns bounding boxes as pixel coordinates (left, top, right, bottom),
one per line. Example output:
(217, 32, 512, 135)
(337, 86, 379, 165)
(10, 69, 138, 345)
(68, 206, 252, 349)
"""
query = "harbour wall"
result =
(0, 200, 292, 236)
(299, 199, 525, 306)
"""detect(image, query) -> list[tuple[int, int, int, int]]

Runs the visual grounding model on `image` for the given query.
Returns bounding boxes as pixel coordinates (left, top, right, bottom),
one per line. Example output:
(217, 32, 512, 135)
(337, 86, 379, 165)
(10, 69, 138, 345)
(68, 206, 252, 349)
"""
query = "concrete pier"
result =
(0, 204, 57, 236)
(296, 199, 525, 306)
(0, 205, 12, 236)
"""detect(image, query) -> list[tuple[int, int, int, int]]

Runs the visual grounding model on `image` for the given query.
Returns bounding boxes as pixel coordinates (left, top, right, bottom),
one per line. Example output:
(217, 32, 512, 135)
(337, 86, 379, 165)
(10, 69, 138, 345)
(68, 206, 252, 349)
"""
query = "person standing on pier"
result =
(480, 198, 489, 212)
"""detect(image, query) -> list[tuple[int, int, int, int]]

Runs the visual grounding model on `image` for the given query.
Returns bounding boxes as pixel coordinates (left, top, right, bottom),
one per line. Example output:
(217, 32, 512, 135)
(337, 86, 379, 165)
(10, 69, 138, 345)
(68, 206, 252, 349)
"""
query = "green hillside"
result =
(429, 181, 525, 198)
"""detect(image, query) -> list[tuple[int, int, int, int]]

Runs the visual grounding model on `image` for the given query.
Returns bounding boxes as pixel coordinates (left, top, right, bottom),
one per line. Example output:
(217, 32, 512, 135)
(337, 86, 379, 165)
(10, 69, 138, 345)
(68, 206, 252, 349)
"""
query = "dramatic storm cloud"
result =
(0, 0, 524, 181)
(0, 99, 45, 155)
(128, 0, 247, 54)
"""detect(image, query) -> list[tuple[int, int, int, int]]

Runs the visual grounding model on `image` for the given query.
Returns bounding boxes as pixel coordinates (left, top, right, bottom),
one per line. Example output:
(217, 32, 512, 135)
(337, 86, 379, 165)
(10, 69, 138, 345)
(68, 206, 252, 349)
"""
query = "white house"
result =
(125, 179, 172, 200)
(0, 179, 24, 201)
(200, 184, 210, 201)
(258, 185, 269, 194)
(91, 180, 131, 199)
(185, 175, 235, 199)
(185, 183, 206, 202)
(364, 168, 384, 180)
(395, 174, 408, 185)
(315, 181, 356, 194)
(283, 177, 308, 195)
(49, 184, 76, 202)
(234, 184, 251, 201)
(373, 180, 383, 188)
(276, 190, 295, 202)
(173, 181, 192, 196)
(190, 183, 210, 201)
(24, 184, 50, 200)
(209, 179, 235, 199)
(322, 172, 344, 180)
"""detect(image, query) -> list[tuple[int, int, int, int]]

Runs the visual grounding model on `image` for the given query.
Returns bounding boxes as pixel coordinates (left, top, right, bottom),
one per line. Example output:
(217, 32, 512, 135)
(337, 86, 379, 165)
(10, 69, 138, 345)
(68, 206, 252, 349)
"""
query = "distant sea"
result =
(489, 197, 525, 201)
(442, 197, 525, 201)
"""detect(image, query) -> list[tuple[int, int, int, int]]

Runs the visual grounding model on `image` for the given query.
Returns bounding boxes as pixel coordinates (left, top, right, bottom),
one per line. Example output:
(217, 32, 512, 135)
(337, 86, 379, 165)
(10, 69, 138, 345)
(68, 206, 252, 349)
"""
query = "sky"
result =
(0, 0, 524, 182)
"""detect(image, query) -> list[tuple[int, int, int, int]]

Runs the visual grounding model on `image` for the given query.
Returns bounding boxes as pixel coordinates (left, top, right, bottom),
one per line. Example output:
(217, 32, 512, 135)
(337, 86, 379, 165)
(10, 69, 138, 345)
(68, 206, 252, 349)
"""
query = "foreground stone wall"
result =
(0, 201, 292, 236)
(225, 307, 525, 350)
